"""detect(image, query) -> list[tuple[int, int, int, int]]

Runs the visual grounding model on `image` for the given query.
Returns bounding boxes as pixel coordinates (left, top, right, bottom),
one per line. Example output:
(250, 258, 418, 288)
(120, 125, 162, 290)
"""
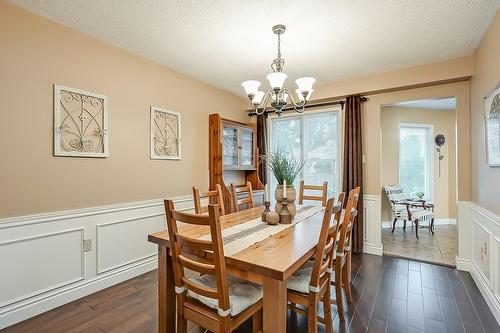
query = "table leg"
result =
(158, 246, 175, 333)
(263, 277, 287, 333)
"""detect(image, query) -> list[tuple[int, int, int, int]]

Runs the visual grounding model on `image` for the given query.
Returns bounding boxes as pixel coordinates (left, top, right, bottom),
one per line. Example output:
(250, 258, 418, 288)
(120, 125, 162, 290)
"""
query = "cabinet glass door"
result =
(240, 127, 254, 167)
(222, 126, 238, 167)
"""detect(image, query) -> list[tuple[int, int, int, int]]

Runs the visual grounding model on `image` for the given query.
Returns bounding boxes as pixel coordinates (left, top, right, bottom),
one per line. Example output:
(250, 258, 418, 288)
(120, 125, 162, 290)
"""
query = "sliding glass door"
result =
(269, 110, 340, 202)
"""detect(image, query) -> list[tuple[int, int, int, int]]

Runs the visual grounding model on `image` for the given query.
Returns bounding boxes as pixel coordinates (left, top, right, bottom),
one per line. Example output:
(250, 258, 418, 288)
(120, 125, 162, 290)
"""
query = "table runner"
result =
(199, 205, 324, 256)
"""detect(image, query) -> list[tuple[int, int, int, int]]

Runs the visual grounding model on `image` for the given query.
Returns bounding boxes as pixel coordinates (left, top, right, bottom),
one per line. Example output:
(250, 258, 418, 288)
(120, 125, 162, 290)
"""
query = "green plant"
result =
(415, 191, 425, 199)
(262, 151, 305, 185)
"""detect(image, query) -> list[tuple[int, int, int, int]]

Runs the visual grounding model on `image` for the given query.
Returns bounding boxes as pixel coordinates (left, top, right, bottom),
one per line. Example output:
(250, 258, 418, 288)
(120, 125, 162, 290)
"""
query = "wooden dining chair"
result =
(230, 182, 254, 212)
(332, 186, 360, 321)
(298, 180, 328, 206)
(164, 200, 263, 333)
(192, 184, 226, 216)
(286, 198, 342, 333)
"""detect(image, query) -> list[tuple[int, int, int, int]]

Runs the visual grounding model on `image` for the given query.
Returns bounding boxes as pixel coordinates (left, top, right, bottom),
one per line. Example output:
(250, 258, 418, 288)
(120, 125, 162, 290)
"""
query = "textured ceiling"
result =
(387, 98, 456, 110)
(8, 0, 500, 96)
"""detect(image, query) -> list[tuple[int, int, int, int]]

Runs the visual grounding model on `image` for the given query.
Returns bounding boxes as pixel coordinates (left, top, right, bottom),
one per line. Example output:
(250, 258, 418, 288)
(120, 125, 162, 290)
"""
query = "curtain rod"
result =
(247, 96, 368, 117)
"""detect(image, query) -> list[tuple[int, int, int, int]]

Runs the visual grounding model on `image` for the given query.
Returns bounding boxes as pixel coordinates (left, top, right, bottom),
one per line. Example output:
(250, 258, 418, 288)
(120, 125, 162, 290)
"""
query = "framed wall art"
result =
(150, 106, 181, 160)
(54, 85, 109, 157)
(484, 83, 500, 166)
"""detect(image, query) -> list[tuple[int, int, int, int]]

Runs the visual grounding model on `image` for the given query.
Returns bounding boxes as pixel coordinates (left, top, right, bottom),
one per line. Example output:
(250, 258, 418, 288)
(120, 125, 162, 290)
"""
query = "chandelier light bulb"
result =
(295, 77, 316, 93)
(266, 72, 287, 90)
(252, 91, 265, 106)
(242, 80, 261, 96)
(295, 89, 313, 102)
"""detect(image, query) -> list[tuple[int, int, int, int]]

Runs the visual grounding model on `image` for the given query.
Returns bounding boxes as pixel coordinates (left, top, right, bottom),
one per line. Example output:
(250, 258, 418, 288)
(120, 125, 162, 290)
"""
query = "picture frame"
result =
(484, 82, 500, 166)
(54, 84, 109, 157)
(150, 106, 181, 160)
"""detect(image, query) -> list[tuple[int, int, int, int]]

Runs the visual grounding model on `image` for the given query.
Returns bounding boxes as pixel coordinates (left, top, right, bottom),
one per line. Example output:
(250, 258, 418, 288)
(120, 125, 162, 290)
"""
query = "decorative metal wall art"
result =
(54, 85, 109, 157)
(150, 107, 181, 160)
(484, 83, 500, 166)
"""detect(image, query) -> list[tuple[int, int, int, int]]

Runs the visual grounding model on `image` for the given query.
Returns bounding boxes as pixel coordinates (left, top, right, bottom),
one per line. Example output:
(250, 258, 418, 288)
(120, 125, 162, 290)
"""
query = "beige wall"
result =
(380, 107, 457, 220)
(0, 2, 246, 218)
(470, 10, 500, 216)
(314, 77, 470, 202)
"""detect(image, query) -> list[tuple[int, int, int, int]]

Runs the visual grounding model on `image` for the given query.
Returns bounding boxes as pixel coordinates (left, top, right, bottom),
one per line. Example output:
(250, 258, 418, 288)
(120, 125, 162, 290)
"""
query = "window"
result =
(269, 110, 340, 201)
(399, 124, 433, 200)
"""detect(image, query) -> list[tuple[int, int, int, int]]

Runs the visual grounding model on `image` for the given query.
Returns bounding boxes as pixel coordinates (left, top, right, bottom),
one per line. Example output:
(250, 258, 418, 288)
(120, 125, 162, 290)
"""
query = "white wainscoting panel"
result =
(363, 194, 383, 256)
(0, 196, 198, 329)
(456, 202, 500, 324)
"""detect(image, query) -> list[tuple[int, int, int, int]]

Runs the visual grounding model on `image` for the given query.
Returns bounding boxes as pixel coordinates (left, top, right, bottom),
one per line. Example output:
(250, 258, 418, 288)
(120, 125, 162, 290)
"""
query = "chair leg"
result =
(431, 218, 435, 235)
(176, 294, 187, 333)
(342, 260, 352, 303)
(252, 309, 262, 333)
(403, 220, 407, 231)
(323, 283, 333, 333)
(308, 295, 319, 333)
(392, 218, 397, 233)
(335, 264, 345, 321)
(219, 316, 231, 333)
(415, 220, 419, 239)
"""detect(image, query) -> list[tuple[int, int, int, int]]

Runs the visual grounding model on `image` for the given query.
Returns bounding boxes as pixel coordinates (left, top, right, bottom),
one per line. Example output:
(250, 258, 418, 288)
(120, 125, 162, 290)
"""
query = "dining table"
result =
(148, 204, 330, 333)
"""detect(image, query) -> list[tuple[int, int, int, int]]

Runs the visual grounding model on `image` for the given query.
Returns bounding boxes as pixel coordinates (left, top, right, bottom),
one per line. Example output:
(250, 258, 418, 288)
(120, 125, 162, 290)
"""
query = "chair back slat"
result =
(298, 180, 328, 207)
(181, 277, 219, 299)
(164, 200, 230, 313)
(309, 198, 342, 290)
(178, 255, 216, 276)
(193, 184, 226, 215)
(231, 182, 254, 212)
(337, 187, 361, 256)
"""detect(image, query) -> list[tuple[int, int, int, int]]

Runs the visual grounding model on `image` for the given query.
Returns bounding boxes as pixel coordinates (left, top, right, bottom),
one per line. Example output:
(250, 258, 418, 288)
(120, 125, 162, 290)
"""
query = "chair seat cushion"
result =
(187, 275, 262, 316)
(287, 265, 313, 294)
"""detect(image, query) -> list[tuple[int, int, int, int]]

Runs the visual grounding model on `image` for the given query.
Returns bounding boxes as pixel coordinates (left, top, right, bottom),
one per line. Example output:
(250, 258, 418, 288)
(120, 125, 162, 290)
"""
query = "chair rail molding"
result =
(0, 195, 203, 329)
(456, 201, 500, 325)
(363, 194, 383, 256)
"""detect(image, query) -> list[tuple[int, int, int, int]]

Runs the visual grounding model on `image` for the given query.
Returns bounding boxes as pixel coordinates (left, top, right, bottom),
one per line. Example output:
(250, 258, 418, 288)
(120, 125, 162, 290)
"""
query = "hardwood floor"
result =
(2, 254, 498, 333)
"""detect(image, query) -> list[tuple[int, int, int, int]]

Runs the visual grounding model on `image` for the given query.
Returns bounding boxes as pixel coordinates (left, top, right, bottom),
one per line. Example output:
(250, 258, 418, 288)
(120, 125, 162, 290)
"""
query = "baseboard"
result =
(0, 257, 157, 329)
(455, 256, 471, 271)
(469, 260, 500, 324)
(364, 242, 383, 256)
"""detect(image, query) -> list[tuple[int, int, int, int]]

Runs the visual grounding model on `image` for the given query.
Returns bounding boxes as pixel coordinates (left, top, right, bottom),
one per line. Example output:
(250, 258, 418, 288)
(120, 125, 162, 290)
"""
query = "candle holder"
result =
(262, 201, 270, 222)
(279, 199, 292, 224)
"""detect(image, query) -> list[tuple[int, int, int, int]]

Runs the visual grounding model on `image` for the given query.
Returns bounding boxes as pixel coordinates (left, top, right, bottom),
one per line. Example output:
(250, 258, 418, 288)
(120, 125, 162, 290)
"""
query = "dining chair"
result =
(332, 186, 360, 321)
(164, 200, 263, 333)
(192, 184, 226, 216)
(230, 181, 254, 212)
(286, 198, 342, 333)
(298, 180, 328, 206)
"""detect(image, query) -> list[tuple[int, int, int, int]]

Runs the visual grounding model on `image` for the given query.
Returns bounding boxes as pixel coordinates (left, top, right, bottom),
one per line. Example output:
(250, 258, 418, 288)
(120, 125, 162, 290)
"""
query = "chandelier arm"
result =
(283, 87, 306, 112)
(252, 89, 275, 115)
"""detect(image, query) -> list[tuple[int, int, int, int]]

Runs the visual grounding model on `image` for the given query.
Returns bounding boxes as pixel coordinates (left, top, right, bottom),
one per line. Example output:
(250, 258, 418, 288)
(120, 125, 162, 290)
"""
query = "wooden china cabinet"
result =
(209, 113, 264, 213)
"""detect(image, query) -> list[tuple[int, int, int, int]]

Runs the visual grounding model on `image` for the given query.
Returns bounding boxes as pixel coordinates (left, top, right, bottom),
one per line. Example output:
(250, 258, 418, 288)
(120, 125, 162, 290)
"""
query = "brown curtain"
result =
(342, 95, 364, 253)
(256, 113, 268, 185)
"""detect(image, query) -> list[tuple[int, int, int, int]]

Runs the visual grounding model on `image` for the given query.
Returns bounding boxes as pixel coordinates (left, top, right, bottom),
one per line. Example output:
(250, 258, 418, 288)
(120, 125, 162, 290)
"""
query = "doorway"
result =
(380, 97, 458, 266)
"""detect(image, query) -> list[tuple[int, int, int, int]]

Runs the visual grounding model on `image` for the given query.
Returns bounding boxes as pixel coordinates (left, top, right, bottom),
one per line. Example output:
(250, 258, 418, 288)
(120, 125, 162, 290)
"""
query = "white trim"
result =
(0, 195, 194, 329)
(363, 242, 384, 256)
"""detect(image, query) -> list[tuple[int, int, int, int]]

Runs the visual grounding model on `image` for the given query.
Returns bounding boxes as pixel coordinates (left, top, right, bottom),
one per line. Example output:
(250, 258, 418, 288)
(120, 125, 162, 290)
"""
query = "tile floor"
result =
(382, 223, 457, 266)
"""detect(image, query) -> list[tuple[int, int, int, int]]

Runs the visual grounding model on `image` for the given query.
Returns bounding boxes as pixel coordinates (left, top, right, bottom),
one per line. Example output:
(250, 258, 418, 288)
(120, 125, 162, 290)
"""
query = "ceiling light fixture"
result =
(242, 24, 315, 117)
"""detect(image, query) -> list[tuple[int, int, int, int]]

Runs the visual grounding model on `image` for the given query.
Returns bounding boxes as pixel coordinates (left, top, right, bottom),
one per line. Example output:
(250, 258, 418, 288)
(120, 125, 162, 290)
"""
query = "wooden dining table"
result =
(148, 205, 328, 333)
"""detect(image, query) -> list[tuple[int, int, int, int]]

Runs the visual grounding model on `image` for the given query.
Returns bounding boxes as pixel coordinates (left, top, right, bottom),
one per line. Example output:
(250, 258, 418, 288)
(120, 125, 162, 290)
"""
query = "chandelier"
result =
(242, 24, 315, 117)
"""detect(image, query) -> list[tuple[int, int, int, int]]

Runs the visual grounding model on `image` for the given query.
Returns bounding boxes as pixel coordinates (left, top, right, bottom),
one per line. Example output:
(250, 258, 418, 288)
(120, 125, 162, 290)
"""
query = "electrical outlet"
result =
(83, 239, 92, 252)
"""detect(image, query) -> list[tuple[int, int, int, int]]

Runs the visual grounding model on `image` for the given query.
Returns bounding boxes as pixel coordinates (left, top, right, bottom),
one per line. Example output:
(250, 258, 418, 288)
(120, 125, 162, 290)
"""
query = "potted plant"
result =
(262, 151, 305, 217)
